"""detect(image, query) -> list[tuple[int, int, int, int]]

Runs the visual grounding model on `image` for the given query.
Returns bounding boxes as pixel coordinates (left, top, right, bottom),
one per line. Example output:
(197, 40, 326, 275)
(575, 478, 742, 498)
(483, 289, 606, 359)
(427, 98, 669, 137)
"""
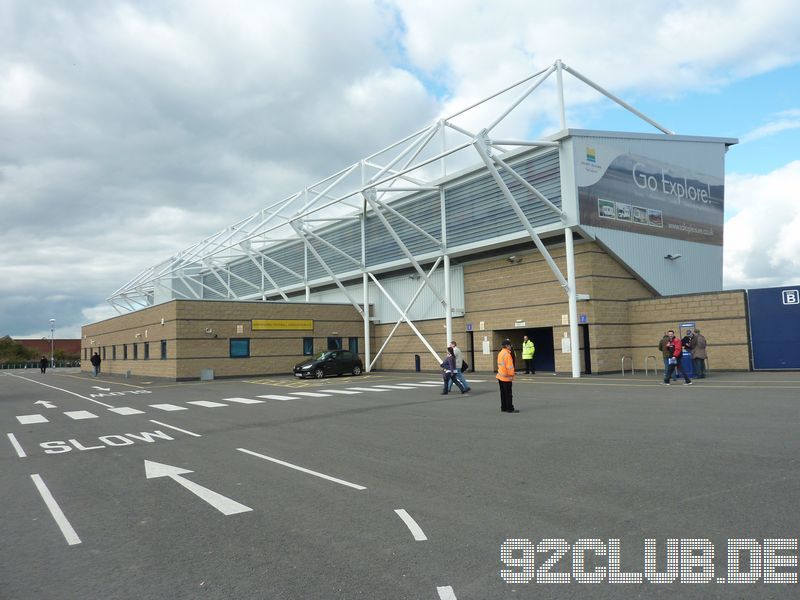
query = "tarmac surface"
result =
(2, 367, 800, 599)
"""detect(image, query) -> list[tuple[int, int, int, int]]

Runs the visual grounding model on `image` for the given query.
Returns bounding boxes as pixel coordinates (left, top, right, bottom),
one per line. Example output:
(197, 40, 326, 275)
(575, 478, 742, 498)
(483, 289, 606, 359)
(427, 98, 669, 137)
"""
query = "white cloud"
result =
(724, 161, 800, 289)
(1, 0, 800, 338)
(740, 109, 800, 142)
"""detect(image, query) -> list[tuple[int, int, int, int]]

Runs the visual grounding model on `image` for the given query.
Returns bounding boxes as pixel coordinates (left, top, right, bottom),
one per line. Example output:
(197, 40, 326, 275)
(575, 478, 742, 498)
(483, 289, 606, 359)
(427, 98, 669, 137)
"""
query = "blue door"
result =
(747, 286, 800, 370)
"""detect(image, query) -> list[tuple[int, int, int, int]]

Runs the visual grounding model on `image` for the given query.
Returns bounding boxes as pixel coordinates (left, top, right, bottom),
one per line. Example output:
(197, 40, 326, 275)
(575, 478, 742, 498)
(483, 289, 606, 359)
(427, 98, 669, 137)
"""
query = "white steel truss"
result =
(108, 60, 674, 377)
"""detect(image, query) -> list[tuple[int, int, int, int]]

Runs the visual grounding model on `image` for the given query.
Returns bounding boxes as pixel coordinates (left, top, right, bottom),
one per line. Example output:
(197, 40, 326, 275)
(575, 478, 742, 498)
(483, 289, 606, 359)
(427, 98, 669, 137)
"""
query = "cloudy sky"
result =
(2, 0, 800, 338)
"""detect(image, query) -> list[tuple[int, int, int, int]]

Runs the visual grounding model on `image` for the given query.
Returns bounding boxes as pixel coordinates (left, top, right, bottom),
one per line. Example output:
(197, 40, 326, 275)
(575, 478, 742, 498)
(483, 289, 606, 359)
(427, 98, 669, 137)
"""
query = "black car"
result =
(293, 350, 363, 379)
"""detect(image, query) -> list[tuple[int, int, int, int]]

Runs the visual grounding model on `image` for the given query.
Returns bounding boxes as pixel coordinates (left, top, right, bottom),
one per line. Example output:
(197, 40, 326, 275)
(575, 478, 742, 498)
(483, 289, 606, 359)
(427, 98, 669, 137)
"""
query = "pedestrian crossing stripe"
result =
(12, 381, 473, 424)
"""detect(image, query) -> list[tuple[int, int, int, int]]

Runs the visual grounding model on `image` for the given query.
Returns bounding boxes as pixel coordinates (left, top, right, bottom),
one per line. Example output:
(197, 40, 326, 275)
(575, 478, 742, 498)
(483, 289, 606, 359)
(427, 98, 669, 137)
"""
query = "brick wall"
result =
(628, 290, 749, 372)
(82, 300, 366, 379)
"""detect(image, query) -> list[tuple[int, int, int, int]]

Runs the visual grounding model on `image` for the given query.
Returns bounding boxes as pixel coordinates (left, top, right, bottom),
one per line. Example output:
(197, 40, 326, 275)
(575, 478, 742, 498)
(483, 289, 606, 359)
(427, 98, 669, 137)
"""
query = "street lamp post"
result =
(49, 318, 56, 368)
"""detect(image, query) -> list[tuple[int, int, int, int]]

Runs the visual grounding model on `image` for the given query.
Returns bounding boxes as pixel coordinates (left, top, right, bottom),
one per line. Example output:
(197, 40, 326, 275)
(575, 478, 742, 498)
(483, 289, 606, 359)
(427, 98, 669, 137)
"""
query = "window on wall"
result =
(102, 346, 106, 360)
(123, 344, 128, 360)
(144, 342, 150, 360)
(303, 337, 313, 356)
(348, 337, 359, 355)
(160, 340, 167, 360)
(112, 345, 116, 360)
(327, 337, 342, 350)
(133, 343, 138, 360)
(230, 338, 250, 358)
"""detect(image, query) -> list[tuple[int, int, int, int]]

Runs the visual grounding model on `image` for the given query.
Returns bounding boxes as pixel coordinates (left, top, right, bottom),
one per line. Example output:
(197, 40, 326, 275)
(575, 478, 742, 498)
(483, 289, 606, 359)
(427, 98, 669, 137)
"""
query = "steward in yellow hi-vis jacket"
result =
(496, 339, 517, 413)
(522, 335, 535, 374)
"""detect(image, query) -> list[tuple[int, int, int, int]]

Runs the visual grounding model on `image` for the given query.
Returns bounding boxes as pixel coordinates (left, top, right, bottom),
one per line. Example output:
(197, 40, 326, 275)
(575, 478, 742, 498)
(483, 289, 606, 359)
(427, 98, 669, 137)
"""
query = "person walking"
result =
(447, 340, 471, 393)
(690, 328, 708, 378)
(521, 335, 535, 374)
(441, 346, 466, 394)
(496, 339, 518, 412)
(658, 332, 678, 381)
(39, 356, 48, 374)
(662, 330, 692, 385)
(90, 352, 101, 377)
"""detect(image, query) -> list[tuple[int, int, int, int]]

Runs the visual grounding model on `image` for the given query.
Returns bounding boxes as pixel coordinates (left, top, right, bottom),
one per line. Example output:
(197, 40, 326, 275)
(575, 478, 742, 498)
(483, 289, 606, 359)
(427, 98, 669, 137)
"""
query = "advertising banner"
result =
(576, 143, 724, 245)
(252, 319, 313, 331)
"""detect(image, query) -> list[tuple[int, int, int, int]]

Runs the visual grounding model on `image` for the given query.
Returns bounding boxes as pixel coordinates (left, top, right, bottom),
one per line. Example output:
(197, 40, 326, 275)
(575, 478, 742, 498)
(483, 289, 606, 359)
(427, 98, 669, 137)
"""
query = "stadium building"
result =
(84, 60, 794, 380)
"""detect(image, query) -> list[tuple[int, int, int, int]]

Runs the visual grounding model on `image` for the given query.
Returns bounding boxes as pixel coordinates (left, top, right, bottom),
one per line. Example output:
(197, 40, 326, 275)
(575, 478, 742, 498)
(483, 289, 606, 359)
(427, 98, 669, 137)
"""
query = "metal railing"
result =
(621, 355, 633, 376)
(644, 355, 658, 376)
(0, 361, 81, 370)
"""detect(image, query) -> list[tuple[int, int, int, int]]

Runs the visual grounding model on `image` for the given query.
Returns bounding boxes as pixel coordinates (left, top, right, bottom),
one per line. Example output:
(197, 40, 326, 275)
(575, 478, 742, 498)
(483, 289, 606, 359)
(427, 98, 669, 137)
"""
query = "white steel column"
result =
(565, 227, 581, 378)
(361, 214, 370, 372)
(444, 254, 452, 344)
(440, 186, 452, 344)
(304, 246, 310, 302)
(555, 59, 567, 130)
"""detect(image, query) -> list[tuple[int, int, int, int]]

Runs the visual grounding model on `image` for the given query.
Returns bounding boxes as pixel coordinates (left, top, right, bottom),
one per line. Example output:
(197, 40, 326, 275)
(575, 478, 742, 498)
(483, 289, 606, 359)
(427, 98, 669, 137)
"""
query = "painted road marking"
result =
(346, 387, 388, 392)
(30, 474, 81, 545)
(394, 509, 428, 541)
(437, 586, 457, 599)
(108, 407, 145, 415)
(64, 410, 98, 420)
(419, 381, 443, 384)
(256, 395, 297, 401)
(186, 400, 228, 408)
(144, 460, 252, 516)
(40, 430, 178, 454)
(34, 400, 57, 408)
(318, 389, 362, 395)
(6, 373, 115, 408)
(290, 392, 332, 398)
(7, 433, 27, 458)
(17, 414, 48, 424)
(374, 385, 418, 390)
(237, 448, 367, 491)
(401, 383, 439, 387)
(149, 420, 201, 438)
(222, 397, 265, 404)
(150, 404, 188, 411)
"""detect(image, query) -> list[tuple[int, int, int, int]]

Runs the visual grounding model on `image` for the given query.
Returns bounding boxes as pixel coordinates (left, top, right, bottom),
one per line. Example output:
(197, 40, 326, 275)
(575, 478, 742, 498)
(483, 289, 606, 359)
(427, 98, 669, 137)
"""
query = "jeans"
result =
(93, 366, 100, 377)
(663, 358, 678, 380)
(693, 358, 706, 378)
(664, 358, 690, 383)
(447, 368, 470, 392)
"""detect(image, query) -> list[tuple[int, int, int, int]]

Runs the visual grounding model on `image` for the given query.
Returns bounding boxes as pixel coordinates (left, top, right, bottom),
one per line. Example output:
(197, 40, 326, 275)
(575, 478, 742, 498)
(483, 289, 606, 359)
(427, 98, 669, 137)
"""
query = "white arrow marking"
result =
(91, 386, 111, 391)
(34, 400, 57, 408)
(437, 586, 457, 599)
(394, 509, 428, 541)
(144, 460, 251, 515)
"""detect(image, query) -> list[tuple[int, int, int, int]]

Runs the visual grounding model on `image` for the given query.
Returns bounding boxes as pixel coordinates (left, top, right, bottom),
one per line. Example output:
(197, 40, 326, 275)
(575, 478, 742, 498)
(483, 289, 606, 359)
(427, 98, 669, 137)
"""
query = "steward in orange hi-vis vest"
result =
(496, 347, 515, 382)
(496, 339, 518, 412)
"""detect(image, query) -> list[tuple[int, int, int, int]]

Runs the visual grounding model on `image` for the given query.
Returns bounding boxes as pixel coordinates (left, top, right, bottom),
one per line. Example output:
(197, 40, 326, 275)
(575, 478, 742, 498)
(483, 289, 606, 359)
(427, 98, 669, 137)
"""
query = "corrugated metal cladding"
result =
(192, 149, 560, 298)
(202, 272, 228, 299)
(365, 193, 442, 267)
(305, 266, 465, 323)
(445, 150, 562, 248)
(306, 220, 363, 281)
(229, 260, 262, 297)
(171, 277, 201, 300)
(583, 226, 723, 296)
(261, 242, 305, 289)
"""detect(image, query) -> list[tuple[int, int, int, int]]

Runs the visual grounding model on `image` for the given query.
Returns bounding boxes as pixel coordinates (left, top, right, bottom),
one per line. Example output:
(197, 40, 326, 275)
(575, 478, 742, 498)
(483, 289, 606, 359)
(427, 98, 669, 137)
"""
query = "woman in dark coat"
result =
(39, 356, 49, 374)
(441, 346, 466, 395)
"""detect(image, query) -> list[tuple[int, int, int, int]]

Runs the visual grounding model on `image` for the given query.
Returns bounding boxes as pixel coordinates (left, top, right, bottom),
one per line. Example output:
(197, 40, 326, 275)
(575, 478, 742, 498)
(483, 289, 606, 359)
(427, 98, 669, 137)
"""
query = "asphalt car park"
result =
(2, 368, 800, 599)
